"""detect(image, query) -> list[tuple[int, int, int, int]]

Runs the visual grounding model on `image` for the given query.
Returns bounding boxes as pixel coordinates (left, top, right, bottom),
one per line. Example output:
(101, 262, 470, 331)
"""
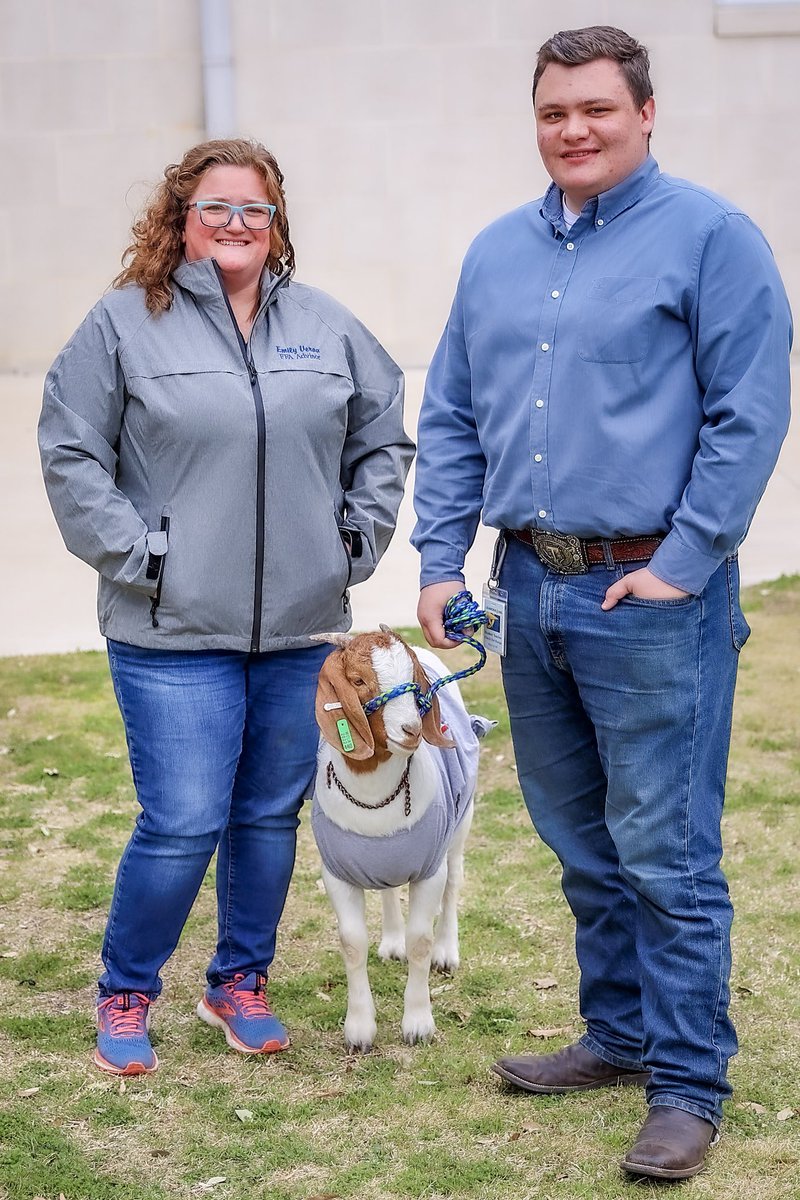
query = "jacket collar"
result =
(540, 154, 660, 235)
(171, 257, 291, 308)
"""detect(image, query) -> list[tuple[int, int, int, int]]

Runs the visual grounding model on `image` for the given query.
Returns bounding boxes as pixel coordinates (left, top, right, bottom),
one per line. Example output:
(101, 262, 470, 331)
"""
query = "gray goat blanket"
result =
(312, 677, 493, 890)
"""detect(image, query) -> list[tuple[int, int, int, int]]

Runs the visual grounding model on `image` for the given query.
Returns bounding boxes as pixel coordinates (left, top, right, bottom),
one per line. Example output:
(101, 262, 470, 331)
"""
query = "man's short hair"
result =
(532, 26, 653, 110)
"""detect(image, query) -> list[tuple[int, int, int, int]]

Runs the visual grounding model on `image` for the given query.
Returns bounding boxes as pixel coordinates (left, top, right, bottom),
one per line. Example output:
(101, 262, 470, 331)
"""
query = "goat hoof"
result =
(431, 947, 459, 974)
(345, 1039, 374, 1054)
(402, 1018, 436, 1046)
(378, 940, 407, 963)
(344, 1017, 377, 1054)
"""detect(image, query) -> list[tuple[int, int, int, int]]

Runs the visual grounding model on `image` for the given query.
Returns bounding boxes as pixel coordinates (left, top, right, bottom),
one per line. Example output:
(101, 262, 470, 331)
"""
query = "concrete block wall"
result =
(0, 0, 203, 369)
(1, 0, 797, 370)
(235, 0, 799, 366)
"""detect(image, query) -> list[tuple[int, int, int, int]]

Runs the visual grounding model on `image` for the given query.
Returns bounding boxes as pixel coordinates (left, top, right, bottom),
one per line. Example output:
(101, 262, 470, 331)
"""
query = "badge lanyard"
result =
(482, 532, 508, 657)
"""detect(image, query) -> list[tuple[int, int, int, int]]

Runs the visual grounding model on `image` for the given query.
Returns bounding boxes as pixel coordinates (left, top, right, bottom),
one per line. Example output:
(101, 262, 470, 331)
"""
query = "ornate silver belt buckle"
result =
(530, 531, 588, 574)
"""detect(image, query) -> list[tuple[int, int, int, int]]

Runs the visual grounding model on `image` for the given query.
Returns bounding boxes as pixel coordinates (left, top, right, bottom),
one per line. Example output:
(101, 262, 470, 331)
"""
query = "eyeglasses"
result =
(187, 201, 277, 230)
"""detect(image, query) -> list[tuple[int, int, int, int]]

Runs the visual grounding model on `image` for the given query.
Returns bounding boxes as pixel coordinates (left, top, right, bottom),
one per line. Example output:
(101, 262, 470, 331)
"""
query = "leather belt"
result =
(508, 528, 663, 574)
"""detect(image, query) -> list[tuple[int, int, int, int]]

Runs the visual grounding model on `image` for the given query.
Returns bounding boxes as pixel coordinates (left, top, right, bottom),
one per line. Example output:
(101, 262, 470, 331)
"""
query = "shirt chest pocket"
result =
(578, 275, 660, 364)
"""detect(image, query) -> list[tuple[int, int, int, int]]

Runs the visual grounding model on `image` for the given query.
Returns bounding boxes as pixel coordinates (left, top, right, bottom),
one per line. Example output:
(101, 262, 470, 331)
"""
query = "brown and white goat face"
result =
(315, 631, 454, 762)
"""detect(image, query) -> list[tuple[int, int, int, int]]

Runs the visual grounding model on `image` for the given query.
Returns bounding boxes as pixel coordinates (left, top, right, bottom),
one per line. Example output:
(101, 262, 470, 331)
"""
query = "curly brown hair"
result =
(114, 138, 295, 313)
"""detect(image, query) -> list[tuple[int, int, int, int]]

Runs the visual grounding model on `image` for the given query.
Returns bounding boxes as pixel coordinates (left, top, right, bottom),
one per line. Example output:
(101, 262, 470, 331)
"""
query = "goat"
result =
(311, 627, 492, 1051)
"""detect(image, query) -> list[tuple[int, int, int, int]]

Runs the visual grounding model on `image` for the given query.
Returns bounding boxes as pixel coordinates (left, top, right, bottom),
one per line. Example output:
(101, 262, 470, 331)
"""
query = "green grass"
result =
(0, 581, 798, 1199)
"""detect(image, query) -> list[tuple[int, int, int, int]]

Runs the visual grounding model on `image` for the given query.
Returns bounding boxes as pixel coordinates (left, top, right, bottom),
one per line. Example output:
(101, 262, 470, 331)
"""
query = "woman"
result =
(39, 139, 413, 1076)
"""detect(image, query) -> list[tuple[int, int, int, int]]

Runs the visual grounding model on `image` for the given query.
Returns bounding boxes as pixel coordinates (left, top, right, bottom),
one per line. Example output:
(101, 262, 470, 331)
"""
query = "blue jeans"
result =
(499, 537, 748, 1127)
(100, 641, 330, 998)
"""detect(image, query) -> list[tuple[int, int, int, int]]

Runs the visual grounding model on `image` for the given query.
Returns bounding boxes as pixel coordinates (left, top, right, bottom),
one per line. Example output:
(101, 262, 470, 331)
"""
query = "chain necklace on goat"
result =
(326, 759, 413, 817)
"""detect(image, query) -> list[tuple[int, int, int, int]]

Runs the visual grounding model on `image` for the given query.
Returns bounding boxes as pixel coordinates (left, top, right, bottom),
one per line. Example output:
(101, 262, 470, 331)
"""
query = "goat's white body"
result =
(312, 641, 481, 1050)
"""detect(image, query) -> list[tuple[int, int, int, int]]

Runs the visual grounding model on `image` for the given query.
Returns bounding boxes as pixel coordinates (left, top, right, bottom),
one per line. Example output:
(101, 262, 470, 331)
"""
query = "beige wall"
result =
(0, 0, 204, 369)
(1, 0, 798, 370)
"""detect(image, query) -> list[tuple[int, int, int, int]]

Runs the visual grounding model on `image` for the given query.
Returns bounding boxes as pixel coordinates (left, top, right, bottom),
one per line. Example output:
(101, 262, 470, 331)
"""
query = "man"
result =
(412, 25, 791, 1182)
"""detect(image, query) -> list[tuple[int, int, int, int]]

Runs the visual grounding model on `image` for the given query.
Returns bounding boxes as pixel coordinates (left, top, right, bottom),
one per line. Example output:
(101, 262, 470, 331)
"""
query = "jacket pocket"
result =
(726, 555, 750, 651)
(337, 527, 356, 613)
(147, 509, 171, 628)
(579, 276, 659, 364)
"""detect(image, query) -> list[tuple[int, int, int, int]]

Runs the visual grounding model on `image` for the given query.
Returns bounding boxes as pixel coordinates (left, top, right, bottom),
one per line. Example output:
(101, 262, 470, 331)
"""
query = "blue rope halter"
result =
(362, 590, 488, 717)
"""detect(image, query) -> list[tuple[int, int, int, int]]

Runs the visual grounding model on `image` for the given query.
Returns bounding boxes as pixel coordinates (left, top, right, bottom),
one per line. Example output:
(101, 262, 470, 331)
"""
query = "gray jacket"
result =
(39, 260, 414, 651)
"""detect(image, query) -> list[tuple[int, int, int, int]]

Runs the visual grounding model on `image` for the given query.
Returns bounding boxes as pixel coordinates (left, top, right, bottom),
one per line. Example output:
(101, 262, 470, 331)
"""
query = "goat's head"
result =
(315, 629, 455, 767)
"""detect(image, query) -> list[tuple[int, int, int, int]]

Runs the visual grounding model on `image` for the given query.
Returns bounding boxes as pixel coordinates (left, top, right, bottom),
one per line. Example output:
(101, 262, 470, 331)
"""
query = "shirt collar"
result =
(540, 154, 660, 235)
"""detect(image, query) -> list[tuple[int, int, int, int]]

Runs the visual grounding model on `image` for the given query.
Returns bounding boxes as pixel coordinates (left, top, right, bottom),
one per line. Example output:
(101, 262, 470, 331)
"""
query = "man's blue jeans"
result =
(499, 537, 749, 1127)
(100, 641, 330, 998)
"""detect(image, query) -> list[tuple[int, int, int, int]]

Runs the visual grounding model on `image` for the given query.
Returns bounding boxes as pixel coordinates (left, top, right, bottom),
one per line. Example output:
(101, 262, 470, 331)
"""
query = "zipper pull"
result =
(342, 592, 350, 614)
(247, 358, 257, 385)
(149, 598, 159, 628)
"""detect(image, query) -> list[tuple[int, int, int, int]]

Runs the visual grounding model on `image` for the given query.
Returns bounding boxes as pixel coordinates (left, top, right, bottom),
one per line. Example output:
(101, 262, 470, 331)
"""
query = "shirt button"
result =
(597, 218, 604, 227)
(535, 399, 544, 408)
(534, 454, 543, 462)
(541, 343, 550, 351)
(566, 242, 575, 251)
(538, 510, 547, 518)
(551, 289, 560, 298)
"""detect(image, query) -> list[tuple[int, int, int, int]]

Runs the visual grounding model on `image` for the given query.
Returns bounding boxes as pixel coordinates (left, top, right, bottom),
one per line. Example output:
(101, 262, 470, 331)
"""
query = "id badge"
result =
(482, 584, 508, 657)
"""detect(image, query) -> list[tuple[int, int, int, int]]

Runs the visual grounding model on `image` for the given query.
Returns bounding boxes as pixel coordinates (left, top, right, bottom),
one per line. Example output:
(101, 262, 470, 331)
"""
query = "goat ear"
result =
(315, 650, 375, 760)
(411, 652, 457, 750)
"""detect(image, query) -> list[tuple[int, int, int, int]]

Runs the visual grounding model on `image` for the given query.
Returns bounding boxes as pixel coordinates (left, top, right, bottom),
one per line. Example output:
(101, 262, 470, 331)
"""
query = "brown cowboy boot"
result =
(622, 1106, 718, 1180)
(492, 1041, 649, 1094)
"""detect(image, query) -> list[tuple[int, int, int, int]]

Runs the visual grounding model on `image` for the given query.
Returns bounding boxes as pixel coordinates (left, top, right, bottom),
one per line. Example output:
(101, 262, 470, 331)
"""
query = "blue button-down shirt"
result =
(412, 156, 792, 594)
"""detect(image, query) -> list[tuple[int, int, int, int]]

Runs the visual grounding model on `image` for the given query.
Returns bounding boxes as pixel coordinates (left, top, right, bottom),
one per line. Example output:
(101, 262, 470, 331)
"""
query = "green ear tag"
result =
(336, 718, 355, 752)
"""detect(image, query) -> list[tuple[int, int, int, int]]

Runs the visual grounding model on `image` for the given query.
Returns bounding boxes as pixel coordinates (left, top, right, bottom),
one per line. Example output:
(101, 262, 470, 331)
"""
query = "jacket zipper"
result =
(339, 530, 354, 614)
(213, 263, 268, 653)
(148, 513, 171, 628)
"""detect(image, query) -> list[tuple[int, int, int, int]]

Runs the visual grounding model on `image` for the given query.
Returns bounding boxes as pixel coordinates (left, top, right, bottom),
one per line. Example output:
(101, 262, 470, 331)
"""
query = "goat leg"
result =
(402, 860, 448, 1044)
(378, 888, 406, 961)
(322, 866, 377, 1052)
(432, 801, 474, 973)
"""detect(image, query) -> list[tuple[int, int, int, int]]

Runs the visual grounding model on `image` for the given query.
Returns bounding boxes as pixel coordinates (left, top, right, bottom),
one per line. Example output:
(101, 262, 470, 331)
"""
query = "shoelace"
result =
(227, 974, 273, 1018)
(100, 992, 150, 1036)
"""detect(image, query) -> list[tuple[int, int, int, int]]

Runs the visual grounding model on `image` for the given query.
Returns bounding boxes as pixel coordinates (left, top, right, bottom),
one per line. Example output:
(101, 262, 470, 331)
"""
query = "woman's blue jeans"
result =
(499, 537, 748, 1127)
(100, 641, 331, 998)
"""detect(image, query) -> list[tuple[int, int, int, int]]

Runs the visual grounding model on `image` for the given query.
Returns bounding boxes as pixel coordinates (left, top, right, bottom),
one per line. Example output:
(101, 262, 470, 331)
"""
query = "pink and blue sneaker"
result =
(94, 991, 158, 1076)
(197, 971, 289, 1054)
